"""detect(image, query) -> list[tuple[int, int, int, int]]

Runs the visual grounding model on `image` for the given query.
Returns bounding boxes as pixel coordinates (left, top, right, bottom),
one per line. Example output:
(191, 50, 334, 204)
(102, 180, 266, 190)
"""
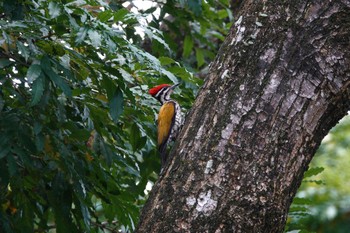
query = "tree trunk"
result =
(136, 0, 350, 232)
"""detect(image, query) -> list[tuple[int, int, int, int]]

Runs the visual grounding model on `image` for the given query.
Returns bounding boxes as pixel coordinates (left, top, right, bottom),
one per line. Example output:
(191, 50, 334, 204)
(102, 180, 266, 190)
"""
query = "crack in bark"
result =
(136, 1, 350, 232)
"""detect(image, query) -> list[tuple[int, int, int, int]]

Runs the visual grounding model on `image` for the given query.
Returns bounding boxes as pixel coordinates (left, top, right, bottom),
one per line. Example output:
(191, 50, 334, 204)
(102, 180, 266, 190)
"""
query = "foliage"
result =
(0, 0, 231, 232)
(286, 115, 350, 233)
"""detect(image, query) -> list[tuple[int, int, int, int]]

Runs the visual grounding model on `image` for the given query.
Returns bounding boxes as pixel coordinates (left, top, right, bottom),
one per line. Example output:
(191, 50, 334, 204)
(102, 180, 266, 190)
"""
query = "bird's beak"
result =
(170, 83, 180, 90)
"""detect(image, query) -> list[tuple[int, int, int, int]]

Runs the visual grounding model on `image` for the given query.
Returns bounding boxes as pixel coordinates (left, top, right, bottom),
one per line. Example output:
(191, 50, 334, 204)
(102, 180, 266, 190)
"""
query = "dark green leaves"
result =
(187, 0, 202, 16)
(27, 64, 42, 82)
(0, 59, 13, 68)
(16, 41, 30, 61)
(0, 136, 10, 159)
(109, 88, 124, 123)
(130, 123, 147, 152)
(31, 74, 45, 106)
(0, 0, 208, 232)
(2, 0, 25, 20)
(41, 56, 72, 97)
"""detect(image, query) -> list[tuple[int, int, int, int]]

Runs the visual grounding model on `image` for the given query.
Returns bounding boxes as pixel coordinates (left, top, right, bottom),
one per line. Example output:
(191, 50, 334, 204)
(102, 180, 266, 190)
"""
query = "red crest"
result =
(149, 84, 171, 96)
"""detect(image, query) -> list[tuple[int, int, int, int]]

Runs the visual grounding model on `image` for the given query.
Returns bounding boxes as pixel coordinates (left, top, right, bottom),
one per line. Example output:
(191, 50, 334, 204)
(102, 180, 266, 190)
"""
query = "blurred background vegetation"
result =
(0, 0, 349, 232)
(287, 115, 350, 233)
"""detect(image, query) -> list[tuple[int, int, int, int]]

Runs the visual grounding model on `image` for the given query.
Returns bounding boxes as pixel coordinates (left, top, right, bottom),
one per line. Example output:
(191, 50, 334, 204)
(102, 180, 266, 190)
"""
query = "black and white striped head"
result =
(149, 83, 179, 104)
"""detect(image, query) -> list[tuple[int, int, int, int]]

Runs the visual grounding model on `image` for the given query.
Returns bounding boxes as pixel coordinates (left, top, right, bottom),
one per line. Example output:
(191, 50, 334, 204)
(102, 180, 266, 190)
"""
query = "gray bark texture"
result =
(136, 0, 350, 232)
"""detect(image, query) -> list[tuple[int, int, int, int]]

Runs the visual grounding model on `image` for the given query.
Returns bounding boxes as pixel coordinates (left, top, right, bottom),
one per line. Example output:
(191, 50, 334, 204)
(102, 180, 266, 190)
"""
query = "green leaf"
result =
(3, 0, 24, 20)
(160, 68, 179, 83)
(30, 74, 45, 106)
(0, 146, 10, 159)
(0, 133, 10, 159)
(130, 123, 141, 152)
(41, 57, 72, 97)
(100, 140, 113, 166)
(187, 0, 202, 16)
(7, 153, 18, 176)
(0, 95, 4, 113)
(27, 64, 42, 83)
(0, 59, 13, 68)
(217, 9, 229, 19)
(88, 30, 102, 47)
(114, 8, 129, 22)
(98, 10, 113, 22)
(159, 56, 176, 66)
(182, 35, 193, 58)
(19, 130, 37, 153)
(289, 206, 308, 212)
(63, 122, 90, 141)
(0, 162, 9, 187)
(50, 174, 79, 233)
(109, 88, 124, 123)
(303, 167, 324, 178)
(292, 197, 312, 205)
(195, 48, 205, 67)
(17, 40, 30, 61)
(22, 202, 35, 232)
(48, 2, 61, 19)
(142, 26, 170, 51)
(6, 21, 27, 28)
(75, 27, 88, 44)
(102, 75, 117, 99)
(167, 66, 192, 81)
(219, 0, 229, 6)
(80, 201, 90, 231)
(35, 133, 45, 151)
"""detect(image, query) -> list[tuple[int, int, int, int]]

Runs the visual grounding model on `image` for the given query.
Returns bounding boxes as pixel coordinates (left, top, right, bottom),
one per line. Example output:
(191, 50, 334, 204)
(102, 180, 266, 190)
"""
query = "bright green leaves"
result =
(303, 167, 325, 179)
(183, 35, 194, 58)
(98, 10, 113, 22)
(195, 48, 205, 68)
(114, 8, 130, 22)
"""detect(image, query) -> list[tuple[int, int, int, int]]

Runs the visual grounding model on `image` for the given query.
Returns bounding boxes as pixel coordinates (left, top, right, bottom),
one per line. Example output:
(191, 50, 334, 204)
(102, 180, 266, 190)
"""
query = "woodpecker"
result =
(149, 83, 182, 168)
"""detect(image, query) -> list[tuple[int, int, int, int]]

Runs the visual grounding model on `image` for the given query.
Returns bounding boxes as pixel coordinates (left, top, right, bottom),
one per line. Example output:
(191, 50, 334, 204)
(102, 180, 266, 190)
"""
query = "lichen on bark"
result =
(136, 1, 350, 232)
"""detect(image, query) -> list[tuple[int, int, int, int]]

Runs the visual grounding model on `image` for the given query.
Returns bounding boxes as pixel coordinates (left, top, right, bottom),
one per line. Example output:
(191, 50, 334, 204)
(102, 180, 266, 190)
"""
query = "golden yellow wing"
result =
(157, 102, 175, 148)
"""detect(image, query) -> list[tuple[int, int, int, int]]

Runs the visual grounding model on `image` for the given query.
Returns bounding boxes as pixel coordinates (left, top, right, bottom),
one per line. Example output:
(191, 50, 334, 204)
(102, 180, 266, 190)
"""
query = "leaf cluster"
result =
(0, 0, 232, 232)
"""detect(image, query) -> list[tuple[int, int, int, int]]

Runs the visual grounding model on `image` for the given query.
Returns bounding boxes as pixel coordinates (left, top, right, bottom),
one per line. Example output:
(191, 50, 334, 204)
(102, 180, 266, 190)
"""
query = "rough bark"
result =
(136, 0, 350, 232)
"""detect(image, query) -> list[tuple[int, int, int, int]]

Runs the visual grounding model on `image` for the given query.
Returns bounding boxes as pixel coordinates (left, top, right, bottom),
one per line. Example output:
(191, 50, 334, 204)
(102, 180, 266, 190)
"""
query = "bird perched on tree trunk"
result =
(149, 83, 182, 168)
